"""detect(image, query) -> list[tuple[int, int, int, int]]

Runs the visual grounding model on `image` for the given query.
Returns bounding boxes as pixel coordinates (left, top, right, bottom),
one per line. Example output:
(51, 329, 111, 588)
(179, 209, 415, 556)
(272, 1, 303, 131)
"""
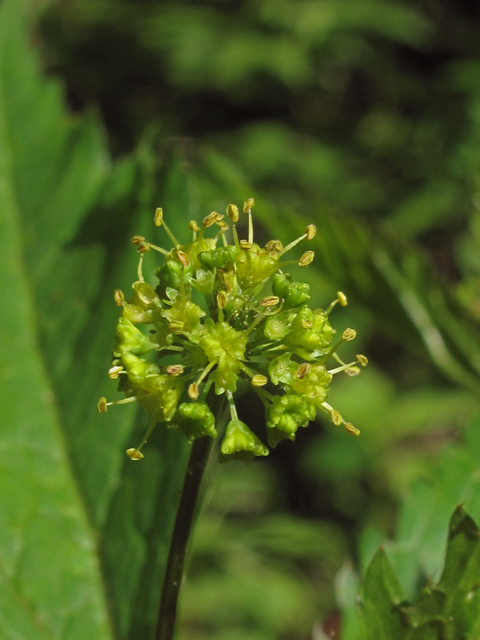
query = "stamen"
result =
(243, 198, 254, 244)
(261, 296, 280, 307)
(196, 359, 218, 386)
(345, 367, 361, 376)
(356, 354, 368, 366)
(342, 328, 356, 342)
(147, 243, 169, 256)
(155, 207, 180, 247)
(108, 365, 124, 380)
(189, 219, 200, 241)
(239, 240, 252, 250)
(251, 374, 268, 387)
(297, 363, 311, 379)
(188, 382, 199, 399)
(203, 211, 223, 228)
(227, 204, 240, 248)
(131, 235, 145, 245)
(127, 417, 158, 459)
(277, 226, 312, 257)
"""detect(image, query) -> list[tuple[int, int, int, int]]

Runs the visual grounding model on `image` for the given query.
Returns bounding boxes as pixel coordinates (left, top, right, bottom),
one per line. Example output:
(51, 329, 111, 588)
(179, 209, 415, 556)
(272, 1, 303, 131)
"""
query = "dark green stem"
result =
(155, 397, 224, 640)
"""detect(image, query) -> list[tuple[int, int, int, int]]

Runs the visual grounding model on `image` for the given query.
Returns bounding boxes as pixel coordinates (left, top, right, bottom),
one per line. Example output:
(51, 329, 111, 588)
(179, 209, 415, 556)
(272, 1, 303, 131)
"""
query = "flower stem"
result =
(155, 397, 224, 640)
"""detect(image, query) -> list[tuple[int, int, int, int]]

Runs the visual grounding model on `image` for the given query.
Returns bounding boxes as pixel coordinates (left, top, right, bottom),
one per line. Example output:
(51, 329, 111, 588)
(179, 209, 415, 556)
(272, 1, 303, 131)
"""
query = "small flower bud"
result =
(176, 250, 190, 267)
(261, 296, 280, 307)
(188, 382, 199, 400)
(203, 211, 222, 227)
(114, 289, 124, 306)
(108, 365, 123, 380)
(189, 220, 200, 232)
(126, 448, 144, 460)
(243, 198, 254, 213)
(131, 235, 145, 245)
(297, 363, 311, 379)
(154, 207, 163, 226)
(306, 224, 316, 240)
(337, 291, 348, 306)
(97, 397, 108, 413)
(239, 240, 252, 250)
(252, 374, 268, 387)
(217, 291, 228, 309)
(345, 423, 360, 436)
(345, 367, 361, 376)
(299, 250, 314, 266)
(166, 365, 184, 377)
(332, 410, 343, 426)
(356, 354, 368, 367)
(226, 204, 239, 223)
(342, 328, 356, 342)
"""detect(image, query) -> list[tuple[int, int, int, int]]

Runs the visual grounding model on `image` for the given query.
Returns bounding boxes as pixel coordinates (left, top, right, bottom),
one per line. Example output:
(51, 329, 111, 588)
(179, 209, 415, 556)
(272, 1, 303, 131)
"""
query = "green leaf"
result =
(357, 548, 407, 640)
(0, 3, 195, 639)
(0, 1, 112, 637)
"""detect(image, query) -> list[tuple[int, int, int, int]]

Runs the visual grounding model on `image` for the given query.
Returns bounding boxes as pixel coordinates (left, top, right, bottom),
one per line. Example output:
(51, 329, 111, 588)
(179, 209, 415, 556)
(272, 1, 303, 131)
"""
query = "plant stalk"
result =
(155, 397, 224, 639)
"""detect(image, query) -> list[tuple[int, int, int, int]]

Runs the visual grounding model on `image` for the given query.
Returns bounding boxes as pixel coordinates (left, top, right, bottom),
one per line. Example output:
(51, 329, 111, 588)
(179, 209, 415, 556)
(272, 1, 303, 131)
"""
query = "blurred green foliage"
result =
(2, 0, 480, 638)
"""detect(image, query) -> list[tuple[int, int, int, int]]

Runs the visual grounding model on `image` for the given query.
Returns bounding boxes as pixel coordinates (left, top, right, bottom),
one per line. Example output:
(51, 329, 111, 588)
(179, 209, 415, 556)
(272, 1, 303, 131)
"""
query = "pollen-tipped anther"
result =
(345, 423, 360, 436)
(226, 204, 239, 223)
(154, 207, 163, 227)
(126, 448, 144, 460)
(299, 251, 314, 266)
(297, 363, 312, 379)
(97, 397, 108, 413)
(188, 383, 199, 400)
(261, 296, 280, 307)
(356, 354, 368, 367)
(166, 365, 184, 377)
(306, 224, 316, 240)
(342, 328, 356, 342)
(252, 374, 268, 387)
(114, 289, 124, 306)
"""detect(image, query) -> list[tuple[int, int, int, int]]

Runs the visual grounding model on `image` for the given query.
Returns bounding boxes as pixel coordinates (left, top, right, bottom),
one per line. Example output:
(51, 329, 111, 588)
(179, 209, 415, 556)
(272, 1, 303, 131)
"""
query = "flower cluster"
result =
(98, 200, 366, 462)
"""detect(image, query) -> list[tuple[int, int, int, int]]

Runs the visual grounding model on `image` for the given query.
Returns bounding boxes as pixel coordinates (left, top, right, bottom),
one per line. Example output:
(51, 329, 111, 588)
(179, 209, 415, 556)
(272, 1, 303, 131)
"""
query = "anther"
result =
(126, 448, 144, 460)
(302, 320, 313, 329)
(226, 204, 239, 223)
(243, 198, 255, 213)
(177, 250, 190, 267)
(345, 423, 360, 436)
(356, 354, 368, 367)
(337, 291, 348, 306)
(97, 397, 108, 413)
(189, 220, 200, 232)
(137, 242, 151, 254)
(342, 328, 356, 342)
(188, 382, 199, 400)
(345, 367, 361, 376)
(239, 240, 252, 250)
(297, 363, 311, 379)
(306, 224, 316, 240)
(217, 291, 227, 309)
(108, 366, 124, 380)
(131, 235, 145, 245)
(299, 251, 314, 266)
(252, 374, 268, 387)
(154, 208, 163, 227)
(114, 289, 124, 306)
(261, 296, 280, 307)
(332, 410, 343, 426)
(166, 365, 184, 377)
(203, 211, 222, 227)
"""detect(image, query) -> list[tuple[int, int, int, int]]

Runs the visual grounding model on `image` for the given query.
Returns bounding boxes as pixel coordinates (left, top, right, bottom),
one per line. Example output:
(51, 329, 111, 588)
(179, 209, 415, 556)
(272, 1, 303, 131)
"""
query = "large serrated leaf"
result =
(0, 1, 112, 636)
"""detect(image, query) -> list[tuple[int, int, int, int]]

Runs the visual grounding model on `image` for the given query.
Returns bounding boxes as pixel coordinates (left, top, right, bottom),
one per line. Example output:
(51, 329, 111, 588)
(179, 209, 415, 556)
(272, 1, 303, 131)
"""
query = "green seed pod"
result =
(266, 394, 316, 446)
(199, 245, 237, 269)
(291, 363, 332, 407)
(113, 317, 157, 357)
(171, 402, 217, 443)
(272, 272, 311, 309)
(219, 419, 268, 463)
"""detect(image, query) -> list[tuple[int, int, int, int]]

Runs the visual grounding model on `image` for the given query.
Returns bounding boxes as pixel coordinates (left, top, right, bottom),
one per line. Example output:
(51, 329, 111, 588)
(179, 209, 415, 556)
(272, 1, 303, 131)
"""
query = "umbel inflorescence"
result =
(97, 199, 366, 462)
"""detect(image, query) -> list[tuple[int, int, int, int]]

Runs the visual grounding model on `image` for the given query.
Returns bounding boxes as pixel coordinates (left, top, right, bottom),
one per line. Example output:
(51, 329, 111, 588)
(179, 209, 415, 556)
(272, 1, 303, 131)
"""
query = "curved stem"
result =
(155, 396, 224, 640)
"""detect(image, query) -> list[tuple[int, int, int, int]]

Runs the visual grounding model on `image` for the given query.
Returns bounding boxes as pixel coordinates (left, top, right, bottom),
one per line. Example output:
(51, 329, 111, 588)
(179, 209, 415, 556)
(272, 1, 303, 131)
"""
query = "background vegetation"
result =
(2, 0, 480, 638)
